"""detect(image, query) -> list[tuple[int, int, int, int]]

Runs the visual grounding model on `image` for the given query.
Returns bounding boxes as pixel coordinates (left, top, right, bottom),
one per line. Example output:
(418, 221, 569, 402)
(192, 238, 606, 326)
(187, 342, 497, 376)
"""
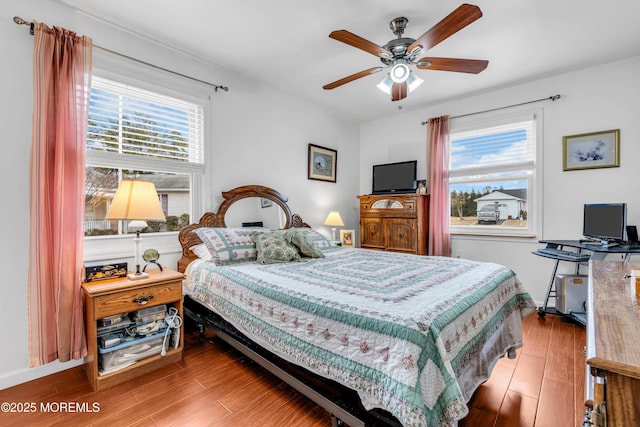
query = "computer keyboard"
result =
(536, 248, 572, 256)
(535, 247, 590, 260)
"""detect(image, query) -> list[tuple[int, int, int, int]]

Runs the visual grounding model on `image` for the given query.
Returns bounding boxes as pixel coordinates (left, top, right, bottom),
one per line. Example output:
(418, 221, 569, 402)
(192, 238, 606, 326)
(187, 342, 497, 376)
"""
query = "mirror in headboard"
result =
(217, 185, 294, 228)
(223, 197, 286, 228)
(177, 185, 310, 272)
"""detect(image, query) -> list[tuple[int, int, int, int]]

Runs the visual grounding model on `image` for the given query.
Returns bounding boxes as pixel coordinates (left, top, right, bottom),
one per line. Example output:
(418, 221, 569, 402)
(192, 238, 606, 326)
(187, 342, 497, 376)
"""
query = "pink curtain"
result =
(427, 115, 451, 256)
(28, 22, 92, 366)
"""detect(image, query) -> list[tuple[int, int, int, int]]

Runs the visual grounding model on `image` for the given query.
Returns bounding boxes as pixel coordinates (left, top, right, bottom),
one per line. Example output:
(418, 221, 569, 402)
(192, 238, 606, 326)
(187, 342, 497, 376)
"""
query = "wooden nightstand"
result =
(82, 268, 184, 391)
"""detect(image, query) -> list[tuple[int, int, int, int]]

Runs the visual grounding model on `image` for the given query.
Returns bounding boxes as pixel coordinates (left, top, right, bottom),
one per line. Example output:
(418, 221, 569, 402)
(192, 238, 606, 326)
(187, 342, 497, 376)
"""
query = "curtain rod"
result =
(420, 94, 561, 125)
(13, 16, 229, 93)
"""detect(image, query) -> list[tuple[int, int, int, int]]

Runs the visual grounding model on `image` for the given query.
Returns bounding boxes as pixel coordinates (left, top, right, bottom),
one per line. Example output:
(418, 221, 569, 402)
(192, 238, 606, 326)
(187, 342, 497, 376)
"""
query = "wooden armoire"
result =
(357, 193, 429, 255)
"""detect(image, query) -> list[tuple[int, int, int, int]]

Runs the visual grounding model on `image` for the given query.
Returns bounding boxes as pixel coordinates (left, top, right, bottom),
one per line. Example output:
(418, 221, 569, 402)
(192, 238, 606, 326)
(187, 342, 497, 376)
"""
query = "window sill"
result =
(451, 232, 537, 239)
(84, 232, 180, 263)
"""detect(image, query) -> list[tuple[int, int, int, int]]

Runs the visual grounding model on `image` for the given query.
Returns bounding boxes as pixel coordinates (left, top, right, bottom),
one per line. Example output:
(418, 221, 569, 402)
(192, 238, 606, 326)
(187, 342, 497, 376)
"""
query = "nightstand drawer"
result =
(94, 282, 181, 319)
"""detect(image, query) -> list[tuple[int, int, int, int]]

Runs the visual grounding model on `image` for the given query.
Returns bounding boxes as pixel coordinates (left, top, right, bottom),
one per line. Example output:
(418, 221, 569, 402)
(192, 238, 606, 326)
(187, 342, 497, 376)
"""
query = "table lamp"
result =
(323, 211, 344, 243)
(105, 179, 166, 280)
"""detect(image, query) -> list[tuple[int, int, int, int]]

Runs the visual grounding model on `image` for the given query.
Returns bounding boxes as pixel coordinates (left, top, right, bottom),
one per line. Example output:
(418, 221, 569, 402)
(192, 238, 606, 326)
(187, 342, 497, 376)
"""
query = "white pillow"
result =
(190, 243, 212, 261)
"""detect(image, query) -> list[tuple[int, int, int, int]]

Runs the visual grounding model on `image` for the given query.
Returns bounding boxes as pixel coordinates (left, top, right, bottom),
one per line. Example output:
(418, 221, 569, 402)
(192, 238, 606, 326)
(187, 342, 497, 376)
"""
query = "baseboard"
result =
(0, 358, 84, 390)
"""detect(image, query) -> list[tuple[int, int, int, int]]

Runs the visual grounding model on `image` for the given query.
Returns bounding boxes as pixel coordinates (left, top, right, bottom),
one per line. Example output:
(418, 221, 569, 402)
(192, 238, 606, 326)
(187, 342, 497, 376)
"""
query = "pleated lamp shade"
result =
(105, 180, 166, 221)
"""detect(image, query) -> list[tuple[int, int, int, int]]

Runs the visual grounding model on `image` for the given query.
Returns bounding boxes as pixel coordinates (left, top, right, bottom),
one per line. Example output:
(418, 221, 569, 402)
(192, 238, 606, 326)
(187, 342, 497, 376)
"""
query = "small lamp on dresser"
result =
(323, 211, 344, 243)
(105, 179, 166, 280)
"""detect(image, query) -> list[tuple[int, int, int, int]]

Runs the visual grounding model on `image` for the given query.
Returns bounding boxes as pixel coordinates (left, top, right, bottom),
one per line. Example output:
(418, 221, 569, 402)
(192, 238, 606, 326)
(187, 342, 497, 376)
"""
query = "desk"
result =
(540, 239, 640, 261)
(533, 240, 640, 325)
(585, 260, 640, 426)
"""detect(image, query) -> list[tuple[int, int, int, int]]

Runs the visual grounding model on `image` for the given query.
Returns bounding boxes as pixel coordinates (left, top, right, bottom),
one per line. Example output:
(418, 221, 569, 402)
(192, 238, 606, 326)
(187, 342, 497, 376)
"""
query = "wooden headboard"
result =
(177, 185, 310, 272)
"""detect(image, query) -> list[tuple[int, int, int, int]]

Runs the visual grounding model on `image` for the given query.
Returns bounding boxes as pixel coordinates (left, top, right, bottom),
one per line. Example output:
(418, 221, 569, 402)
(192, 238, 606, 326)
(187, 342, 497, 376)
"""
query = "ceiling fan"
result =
(323, 3, 488, 102)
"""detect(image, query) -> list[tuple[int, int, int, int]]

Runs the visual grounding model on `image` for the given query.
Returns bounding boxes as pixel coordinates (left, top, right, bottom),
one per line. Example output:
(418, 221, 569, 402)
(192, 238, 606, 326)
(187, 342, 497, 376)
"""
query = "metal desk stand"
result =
(532, 242, 590, 325)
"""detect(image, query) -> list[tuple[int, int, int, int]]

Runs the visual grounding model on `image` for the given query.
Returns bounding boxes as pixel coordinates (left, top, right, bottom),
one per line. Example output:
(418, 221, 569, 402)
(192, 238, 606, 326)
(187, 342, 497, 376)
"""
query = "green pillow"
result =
(251, 231, 301, 264)
(284, 228, 325, 258)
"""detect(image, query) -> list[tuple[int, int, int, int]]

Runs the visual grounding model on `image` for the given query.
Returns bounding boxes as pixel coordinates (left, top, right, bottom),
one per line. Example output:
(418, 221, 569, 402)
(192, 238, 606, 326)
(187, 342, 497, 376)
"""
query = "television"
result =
(582, 203, 627, 243)
(372, 160, 417, 194)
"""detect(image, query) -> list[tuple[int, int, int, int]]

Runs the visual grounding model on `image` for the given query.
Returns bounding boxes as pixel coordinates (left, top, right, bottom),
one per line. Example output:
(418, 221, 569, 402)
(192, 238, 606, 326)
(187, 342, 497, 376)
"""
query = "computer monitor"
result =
(582, 203, 627, 243)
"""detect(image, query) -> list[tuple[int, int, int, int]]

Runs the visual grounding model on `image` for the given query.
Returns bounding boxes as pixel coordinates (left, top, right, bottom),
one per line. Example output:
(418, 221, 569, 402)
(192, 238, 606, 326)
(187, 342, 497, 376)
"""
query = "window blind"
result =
(87, 77, 204, 164)
(450, 120, 535, 172)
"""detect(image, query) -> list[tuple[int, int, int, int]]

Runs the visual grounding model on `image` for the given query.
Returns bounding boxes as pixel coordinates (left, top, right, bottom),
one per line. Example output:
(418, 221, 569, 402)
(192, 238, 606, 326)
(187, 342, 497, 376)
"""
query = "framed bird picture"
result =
(308, 143, 337, 183)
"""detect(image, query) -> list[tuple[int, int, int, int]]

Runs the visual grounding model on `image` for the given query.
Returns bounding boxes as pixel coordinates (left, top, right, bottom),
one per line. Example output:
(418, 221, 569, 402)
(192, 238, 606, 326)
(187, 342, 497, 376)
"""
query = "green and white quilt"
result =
(185, 247, 535, 426)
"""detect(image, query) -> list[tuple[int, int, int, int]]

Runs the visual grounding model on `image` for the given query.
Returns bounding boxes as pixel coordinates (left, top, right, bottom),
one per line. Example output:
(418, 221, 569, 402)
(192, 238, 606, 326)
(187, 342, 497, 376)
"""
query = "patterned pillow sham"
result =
(251, 231, 301, 264)
(195, 227, 259, 264)
(273, 228, 333, 250)
(283, 228, 325, 258)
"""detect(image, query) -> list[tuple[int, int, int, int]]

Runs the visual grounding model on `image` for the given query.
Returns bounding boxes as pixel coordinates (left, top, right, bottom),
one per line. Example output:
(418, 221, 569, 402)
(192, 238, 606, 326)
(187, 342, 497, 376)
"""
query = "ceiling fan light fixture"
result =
(406, 72, 424, 92)
(376, 74, 393, 95)
(323, 4, 487, 99)
(390, 63, 410, 83)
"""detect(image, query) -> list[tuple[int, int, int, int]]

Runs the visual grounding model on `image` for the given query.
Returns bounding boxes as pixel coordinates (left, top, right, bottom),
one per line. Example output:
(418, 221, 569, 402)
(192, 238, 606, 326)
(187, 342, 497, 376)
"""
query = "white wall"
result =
(0, 0, 359, 389)
(360, 55, 640, 304)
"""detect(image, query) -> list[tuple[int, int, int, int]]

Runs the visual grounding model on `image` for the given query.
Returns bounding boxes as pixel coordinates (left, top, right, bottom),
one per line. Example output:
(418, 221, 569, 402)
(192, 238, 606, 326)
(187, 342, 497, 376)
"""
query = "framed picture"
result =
(261, 198, 273, 208)
(308, 143, 337, 183)
(562, 129, 620, 171)
(340, 229, 354, 247)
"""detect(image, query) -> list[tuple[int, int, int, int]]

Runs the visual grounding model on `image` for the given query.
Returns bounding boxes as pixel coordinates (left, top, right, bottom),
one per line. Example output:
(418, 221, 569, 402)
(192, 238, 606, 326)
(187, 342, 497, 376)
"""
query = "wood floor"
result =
(0, 311, 586, 427)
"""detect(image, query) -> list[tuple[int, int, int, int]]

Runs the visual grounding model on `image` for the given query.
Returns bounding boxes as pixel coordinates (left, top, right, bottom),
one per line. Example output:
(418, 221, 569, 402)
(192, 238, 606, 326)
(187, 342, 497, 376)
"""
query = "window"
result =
(84, 76, 205, 237)
(449, 111, 540, 237)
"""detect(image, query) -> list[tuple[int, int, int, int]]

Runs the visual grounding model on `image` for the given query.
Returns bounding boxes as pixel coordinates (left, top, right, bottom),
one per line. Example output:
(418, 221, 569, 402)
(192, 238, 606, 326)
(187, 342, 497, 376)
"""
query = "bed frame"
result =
(177, 185, 310, 272)
(178, 185, 401, 427)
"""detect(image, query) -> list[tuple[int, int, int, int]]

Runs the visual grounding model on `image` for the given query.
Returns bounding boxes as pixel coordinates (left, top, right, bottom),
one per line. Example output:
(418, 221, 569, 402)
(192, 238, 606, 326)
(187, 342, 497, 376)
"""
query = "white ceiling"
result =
(61, 0, 640, 123)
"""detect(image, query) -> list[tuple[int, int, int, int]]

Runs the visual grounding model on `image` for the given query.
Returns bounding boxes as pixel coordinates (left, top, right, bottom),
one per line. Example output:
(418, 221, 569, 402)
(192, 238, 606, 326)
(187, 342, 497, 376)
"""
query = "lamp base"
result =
(128, 272, 149, 280)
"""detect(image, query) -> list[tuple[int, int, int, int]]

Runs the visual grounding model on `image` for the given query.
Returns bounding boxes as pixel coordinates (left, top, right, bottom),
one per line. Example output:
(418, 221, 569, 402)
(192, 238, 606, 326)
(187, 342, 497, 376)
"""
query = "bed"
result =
(177, 185, 536, 427)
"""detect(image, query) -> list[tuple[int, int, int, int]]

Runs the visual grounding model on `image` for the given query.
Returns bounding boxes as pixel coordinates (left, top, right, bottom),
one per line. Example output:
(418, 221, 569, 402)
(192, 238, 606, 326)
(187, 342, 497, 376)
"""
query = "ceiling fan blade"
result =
(408, 4, 483, 54)
(417, 57, 488, 74)
(323, 67, 384, 90)
(391, 82, 407, 101)
(329, 30, 393, 59)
